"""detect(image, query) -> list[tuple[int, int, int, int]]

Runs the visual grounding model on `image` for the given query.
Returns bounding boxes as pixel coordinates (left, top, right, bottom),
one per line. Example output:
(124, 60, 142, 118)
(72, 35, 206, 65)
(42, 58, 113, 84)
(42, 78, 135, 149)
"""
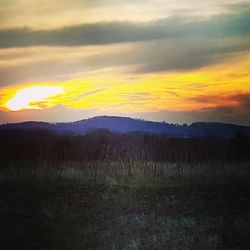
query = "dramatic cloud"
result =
(0, 10, 249, 48)
(0, 1, 250, 125)
(1, 36, 250, 86)
(1, 0, 247, 29)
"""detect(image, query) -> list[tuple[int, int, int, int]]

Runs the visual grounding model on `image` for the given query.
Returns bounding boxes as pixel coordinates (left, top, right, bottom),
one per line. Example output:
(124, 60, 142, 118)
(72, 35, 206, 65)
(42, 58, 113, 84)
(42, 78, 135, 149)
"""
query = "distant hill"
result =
(1, 116, 250, 138)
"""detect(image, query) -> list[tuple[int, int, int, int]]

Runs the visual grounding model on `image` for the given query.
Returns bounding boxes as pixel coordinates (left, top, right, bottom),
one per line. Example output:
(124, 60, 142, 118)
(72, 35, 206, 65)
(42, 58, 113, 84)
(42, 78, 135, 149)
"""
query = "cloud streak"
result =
(0, 9, 249, 48)
(0, 1, 250, 125)
(0, 36, 250, 87)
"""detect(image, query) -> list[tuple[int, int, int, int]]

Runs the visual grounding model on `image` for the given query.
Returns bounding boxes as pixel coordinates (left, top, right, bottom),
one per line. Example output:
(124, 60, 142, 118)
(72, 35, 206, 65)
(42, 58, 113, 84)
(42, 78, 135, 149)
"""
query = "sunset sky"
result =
(0, 0, 250, 124)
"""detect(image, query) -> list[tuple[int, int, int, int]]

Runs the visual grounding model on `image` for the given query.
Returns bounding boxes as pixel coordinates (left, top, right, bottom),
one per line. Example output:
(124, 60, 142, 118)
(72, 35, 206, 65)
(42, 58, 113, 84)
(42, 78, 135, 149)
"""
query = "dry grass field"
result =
(0, 162, 249, 249)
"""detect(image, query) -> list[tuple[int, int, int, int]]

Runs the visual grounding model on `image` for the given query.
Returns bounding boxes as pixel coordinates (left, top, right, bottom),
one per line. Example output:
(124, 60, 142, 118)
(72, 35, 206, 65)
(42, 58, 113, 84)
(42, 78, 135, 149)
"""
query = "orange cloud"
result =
(0, 52, 249, 117)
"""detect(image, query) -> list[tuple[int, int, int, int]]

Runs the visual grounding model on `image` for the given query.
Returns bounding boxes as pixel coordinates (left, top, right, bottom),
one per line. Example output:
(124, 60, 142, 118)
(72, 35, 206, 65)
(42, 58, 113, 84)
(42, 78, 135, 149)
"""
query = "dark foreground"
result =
(0, 167, 250, 250)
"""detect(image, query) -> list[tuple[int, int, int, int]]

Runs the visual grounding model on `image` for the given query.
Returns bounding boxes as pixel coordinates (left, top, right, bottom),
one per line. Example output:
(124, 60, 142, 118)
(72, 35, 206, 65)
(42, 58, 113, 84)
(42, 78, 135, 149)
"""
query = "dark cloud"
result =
(133, 37, 250, 73)
(0, 5, 249, 85)
(132, 93, 250, 125)
(190, 93, 250, 106)
(197, 106, 250, 125)
(0, 8, 249, 48)
(189, 93, 250, 124)
(231, 93, 250, 109)
(1, 34, 249, 87)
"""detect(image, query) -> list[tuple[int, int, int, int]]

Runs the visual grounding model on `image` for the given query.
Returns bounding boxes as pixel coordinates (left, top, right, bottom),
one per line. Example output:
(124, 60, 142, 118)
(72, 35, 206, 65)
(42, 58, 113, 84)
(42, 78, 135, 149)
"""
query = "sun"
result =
(5, 85, 65, 111)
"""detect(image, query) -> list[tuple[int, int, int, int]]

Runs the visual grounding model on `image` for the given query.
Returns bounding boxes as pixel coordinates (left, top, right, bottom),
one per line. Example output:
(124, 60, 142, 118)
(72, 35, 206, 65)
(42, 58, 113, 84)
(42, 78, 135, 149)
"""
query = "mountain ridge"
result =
(1, 116, 250, 138)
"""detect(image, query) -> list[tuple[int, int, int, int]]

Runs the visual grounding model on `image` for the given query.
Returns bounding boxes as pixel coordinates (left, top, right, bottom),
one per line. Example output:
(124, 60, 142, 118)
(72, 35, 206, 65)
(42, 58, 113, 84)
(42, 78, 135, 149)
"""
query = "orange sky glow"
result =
(0, 0, 250, 124)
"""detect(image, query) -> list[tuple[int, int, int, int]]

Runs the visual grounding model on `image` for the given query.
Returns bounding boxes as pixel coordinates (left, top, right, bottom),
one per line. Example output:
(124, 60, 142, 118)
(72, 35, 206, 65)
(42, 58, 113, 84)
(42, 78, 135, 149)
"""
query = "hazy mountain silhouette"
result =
(1, 116, 250, 138)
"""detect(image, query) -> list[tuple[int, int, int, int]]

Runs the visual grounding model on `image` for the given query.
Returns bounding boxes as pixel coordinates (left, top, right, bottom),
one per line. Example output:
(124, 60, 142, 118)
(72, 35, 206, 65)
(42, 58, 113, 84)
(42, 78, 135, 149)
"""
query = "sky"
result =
(0, 0, 250, 125)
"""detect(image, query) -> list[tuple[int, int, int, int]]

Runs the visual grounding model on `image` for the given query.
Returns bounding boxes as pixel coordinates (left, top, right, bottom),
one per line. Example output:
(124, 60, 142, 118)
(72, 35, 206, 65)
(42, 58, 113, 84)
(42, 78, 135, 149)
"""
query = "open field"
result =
(0, 162, 250, 250)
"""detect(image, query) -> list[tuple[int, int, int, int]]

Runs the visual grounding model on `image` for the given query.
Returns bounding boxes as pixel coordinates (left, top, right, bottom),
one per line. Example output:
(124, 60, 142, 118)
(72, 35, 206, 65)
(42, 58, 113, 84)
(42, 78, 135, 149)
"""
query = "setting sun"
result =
(5, 86, 65, 111)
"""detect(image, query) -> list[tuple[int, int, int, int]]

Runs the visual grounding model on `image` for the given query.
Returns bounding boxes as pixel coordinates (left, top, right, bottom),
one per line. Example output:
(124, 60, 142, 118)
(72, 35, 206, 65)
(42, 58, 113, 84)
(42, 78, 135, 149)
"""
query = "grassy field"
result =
(0, 162, 250, 249)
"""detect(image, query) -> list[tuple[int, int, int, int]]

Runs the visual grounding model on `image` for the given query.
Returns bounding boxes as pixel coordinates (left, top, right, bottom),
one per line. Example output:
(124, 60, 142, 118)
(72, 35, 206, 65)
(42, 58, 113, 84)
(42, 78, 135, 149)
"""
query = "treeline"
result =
(0, 129, 249, 167)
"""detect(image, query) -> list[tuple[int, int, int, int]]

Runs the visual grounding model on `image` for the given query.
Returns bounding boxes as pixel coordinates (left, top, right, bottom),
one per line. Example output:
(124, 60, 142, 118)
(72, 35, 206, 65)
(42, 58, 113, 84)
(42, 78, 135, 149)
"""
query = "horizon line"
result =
(1, 115, 250, 127)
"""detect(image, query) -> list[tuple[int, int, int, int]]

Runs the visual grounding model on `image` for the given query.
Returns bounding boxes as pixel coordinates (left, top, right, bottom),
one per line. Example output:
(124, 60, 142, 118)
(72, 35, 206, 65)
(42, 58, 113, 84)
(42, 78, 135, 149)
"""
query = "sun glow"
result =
(5, 86, 65, 111)
(1, 53, 250, 114)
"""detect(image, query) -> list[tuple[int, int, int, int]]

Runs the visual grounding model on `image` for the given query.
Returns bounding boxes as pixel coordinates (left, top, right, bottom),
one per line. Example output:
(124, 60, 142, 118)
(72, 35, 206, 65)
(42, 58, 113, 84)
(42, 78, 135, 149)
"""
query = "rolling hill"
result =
(1, 116, 250, 138)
